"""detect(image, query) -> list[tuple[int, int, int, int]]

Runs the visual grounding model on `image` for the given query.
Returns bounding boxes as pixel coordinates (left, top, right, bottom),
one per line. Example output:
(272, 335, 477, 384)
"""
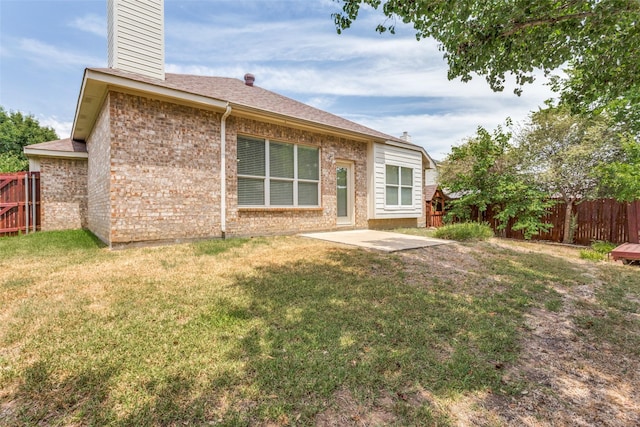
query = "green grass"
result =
(432, 222, 494, 241)
(0, 230, 636, 425)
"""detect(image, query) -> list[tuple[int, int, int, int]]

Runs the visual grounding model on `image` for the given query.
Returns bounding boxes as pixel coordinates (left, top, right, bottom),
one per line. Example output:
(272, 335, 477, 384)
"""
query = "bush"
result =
(433, 222, 494, 241)
(591, 240, 616, 255)
(580, 249, 606, 262)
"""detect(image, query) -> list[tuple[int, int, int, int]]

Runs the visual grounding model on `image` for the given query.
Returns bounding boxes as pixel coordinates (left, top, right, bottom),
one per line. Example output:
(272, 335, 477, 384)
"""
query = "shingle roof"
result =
(25, 138, 87, 153)
(88, 67, 406, 143)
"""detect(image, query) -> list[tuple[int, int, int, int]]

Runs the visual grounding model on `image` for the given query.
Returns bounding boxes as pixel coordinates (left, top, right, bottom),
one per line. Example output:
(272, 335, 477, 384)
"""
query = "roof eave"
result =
(71, 68, 230, 142)
(24, 148, 88, 160)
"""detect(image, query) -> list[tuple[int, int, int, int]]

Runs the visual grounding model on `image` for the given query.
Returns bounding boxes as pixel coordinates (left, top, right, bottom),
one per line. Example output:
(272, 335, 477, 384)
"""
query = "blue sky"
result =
(0, 0, 556, 160)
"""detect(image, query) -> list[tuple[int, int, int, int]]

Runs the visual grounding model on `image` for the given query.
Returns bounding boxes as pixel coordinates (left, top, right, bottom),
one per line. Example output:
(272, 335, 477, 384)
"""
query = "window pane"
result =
(298, 181, 319, 206)
(336, 167, 347, 187)
(401, 167, 413, 186)
(386, 186, 398, 205)
(401, 187, 413, 205)
(337, 187, 347, 216)
(238, 177, 264, 206)
(270, 141, 294, 179)
(237, 136, 265, 176)
(386, 165, 398, 185)
(298, 146, 319, 180)
(270, 180, 294, 205)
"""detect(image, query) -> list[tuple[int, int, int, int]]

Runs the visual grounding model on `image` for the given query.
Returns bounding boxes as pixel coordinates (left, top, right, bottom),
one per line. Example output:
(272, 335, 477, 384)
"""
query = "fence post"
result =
(629, 201, 639, 244)
(24, 173, 29, 234)
(31, 173, 37, 233)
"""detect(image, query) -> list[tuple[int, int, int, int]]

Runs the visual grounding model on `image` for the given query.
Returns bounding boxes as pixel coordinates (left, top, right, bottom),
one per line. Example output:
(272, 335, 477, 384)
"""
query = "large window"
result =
(237, 136, 320, 207)
(385, 165, 413, 206)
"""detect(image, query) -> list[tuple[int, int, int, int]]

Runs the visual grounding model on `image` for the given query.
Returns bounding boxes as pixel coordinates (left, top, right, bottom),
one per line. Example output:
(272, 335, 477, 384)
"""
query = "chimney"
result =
(108, 0, 165, 80)
(400, 131, 412, 143)
(244, 73, 255, 86)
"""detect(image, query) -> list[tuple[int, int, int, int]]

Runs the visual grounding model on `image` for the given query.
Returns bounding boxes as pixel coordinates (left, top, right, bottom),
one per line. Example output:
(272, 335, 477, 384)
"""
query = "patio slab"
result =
(300, 229, 454, 252)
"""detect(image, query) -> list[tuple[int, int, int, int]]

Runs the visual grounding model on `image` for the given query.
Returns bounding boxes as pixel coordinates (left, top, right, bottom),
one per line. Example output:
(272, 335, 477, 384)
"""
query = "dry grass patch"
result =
(1, 230, 639, 426)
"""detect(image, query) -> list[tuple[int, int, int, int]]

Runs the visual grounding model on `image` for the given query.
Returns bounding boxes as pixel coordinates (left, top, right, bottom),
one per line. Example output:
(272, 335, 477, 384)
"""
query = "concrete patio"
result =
(300, 229, 453, 252)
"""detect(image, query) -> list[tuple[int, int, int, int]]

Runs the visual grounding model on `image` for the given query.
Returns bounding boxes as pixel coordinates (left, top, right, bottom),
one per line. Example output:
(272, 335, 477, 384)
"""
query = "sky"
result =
(0, 0, 558, 160)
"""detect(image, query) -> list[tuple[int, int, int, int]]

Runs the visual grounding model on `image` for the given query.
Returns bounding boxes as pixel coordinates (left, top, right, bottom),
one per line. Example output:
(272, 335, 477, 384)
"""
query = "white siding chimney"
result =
(108, 0, 165, 80)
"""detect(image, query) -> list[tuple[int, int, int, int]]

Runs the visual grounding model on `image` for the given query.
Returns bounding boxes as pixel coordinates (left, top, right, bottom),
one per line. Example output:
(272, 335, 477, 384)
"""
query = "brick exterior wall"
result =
(83, 90, 424, 245)
(87, 95, 112, 244)
(107, 92, 222, 245)
(39, 158, 88, 231)
(224, 117, 369, 237)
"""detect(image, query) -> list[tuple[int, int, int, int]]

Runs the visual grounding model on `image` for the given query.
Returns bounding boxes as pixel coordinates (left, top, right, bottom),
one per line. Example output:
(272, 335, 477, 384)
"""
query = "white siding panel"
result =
(108, 0, 165, 80)
(372, 143, 423, 219)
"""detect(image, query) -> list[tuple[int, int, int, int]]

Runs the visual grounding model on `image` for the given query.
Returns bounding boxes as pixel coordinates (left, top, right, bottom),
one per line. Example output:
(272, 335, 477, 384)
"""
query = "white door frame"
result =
(336, 161, 354, 226)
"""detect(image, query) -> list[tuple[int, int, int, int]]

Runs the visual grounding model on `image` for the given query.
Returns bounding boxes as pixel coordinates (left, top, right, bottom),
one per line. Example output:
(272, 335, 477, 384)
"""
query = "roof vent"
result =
(244, 73, 255, 86)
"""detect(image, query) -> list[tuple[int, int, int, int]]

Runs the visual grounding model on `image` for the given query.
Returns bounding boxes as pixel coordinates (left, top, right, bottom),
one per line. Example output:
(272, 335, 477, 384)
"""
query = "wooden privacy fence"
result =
(0, 172, 40, 236)
(474, 199, 640, 245)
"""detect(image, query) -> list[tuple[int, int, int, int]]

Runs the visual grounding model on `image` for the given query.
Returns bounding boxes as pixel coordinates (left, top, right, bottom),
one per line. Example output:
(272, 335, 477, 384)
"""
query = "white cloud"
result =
(68, 14, 106, 37)
(40, 116, 73, 139)
(15, 38, 104, 68)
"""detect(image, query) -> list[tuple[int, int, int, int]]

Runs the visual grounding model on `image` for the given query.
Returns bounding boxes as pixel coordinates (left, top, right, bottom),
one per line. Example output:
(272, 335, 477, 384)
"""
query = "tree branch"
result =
(502, 11, 595, 38)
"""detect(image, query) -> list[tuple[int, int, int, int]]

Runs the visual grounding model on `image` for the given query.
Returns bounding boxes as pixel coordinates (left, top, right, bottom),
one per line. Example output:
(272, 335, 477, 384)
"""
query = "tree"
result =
(514, 106, 623, 243)
(439, 123, 553, 239)
(0, 153, 28, 173)
(597, 139, 640, 203)
(333, 1, 640, 113)
(0, 107, 57, 172)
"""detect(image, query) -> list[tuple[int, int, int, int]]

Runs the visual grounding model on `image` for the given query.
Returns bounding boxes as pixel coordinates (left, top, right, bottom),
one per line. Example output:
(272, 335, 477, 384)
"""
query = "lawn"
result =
(1, 230, 639, 426)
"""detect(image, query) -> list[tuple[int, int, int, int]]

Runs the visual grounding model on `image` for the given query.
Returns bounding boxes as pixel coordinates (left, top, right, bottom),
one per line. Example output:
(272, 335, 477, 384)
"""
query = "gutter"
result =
(220, 103, 232, 238)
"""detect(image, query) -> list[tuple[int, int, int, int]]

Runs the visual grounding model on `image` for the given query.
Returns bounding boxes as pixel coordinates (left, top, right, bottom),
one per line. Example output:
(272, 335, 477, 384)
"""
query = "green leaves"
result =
(333, 1, 640, 124)
(597, 140, 640, 203)
(0, 106, 58, 172)
(439, 123, 553, 239)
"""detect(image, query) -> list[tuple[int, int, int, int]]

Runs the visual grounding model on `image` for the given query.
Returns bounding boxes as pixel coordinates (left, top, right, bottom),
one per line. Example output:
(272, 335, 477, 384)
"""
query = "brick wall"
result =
(225, 117, 369, 237)
(39, 158, 88, 231)
(107, 92, 221, 244)
(84, 90, 425, 245)
(87, 95, 112, 244)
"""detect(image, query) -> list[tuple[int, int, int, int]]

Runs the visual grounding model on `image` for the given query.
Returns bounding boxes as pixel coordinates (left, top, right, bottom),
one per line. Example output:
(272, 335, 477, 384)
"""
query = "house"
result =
(25, 0, 437, 248)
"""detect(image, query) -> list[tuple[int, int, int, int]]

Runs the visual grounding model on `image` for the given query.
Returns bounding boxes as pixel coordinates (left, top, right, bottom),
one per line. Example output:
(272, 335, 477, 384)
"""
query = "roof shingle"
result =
(89, 67, 406, 143)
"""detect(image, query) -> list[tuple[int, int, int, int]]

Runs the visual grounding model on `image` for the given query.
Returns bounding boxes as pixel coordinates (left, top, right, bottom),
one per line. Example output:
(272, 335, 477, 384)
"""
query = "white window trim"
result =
(385, 164, 414, 208)
(237, 137, 321, 208)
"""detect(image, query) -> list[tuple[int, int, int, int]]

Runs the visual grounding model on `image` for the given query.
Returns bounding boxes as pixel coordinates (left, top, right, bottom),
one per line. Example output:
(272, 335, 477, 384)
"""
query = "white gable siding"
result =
(371, 143, 423, 219)
(108, 0, 165, 80)
(425, 167, 439, 186)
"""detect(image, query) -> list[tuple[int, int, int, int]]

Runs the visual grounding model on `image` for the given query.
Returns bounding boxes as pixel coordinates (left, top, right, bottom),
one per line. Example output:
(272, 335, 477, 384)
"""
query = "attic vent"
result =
(244, 73, 255, 87)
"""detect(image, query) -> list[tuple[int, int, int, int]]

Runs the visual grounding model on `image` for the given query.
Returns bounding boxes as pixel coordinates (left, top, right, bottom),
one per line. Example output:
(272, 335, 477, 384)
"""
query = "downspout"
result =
(220, 103, 232, 238)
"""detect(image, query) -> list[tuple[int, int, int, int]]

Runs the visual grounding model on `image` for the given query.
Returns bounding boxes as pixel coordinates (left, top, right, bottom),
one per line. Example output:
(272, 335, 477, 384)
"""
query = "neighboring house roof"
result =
(77, 67, 407, 145)
(24, 138, 88, 159)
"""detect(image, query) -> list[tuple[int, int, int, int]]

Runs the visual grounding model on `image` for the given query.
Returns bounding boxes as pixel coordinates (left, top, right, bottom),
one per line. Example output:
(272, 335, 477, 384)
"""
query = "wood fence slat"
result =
(464, 198, 638, 245)
(0, 171, 41, 236)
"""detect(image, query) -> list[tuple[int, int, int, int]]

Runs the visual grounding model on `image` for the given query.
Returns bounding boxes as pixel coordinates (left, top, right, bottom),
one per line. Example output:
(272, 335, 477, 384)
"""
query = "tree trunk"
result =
(563, 199, 574, 244)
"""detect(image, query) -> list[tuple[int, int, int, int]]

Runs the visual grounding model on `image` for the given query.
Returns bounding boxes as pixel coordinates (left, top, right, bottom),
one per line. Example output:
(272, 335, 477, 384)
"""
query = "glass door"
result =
(336, 162, 353, 225)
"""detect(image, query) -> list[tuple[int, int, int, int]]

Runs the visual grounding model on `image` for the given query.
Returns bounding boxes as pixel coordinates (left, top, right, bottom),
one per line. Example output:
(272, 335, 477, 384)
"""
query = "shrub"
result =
(590, 240, 616, 255)
(580, 249, 605, 262)
(433, 222, 494, 241)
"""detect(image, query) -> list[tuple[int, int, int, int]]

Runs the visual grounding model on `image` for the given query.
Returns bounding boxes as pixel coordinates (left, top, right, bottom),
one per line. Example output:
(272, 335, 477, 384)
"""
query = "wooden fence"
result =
(472, 199, 640, 245)
(0, 172, 40, 236)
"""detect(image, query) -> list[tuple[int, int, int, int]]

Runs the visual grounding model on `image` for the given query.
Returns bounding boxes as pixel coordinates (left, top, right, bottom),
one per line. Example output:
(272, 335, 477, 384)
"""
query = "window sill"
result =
(238, 207, 324, 213)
